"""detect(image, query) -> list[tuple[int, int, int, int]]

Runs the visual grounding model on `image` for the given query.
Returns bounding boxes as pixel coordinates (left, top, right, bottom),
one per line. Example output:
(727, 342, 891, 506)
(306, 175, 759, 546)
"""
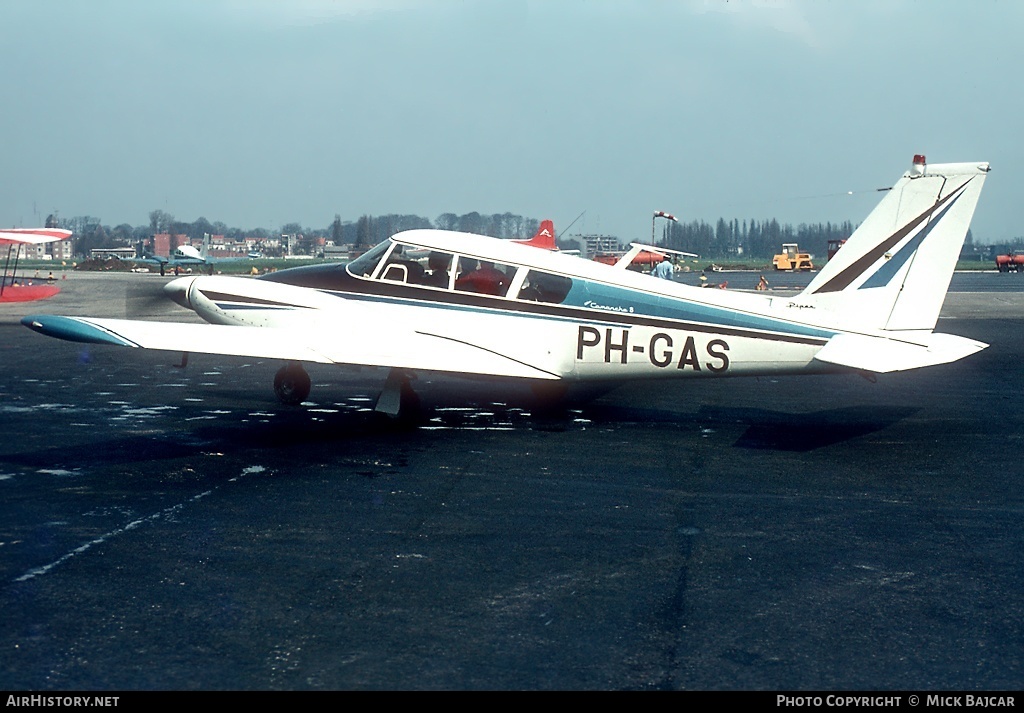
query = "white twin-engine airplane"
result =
(22, 156, 990, 416)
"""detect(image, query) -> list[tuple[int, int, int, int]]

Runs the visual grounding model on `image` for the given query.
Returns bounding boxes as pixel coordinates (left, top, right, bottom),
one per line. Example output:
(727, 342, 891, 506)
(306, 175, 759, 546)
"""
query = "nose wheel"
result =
(274, 362, 311, 405)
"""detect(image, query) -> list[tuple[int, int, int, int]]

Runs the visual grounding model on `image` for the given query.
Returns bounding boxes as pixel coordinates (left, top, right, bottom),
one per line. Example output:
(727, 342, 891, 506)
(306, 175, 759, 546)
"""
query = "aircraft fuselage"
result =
(165, 230, 837, 384)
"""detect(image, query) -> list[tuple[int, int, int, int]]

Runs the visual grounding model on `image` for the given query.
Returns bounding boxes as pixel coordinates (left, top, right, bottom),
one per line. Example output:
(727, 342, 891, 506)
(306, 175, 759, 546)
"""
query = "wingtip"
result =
(20, 315, 135, 347)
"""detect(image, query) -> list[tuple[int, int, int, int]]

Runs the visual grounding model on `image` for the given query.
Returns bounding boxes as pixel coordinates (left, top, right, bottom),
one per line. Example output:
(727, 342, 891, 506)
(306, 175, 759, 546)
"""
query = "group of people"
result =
(30, 270, 56, 283)
(651, 254, 764, 291)
(406, 252, 511, 296)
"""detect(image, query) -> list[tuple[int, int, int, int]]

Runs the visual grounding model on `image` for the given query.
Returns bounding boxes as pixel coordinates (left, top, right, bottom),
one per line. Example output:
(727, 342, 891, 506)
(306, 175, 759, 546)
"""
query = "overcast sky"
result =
(1, 0, 1020, 243)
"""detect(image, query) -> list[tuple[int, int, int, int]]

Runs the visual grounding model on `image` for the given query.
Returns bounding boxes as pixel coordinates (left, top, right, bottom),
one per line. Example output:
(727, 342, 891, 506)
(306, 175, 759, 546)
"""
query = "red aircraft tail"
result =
(513, 220, 556, 250)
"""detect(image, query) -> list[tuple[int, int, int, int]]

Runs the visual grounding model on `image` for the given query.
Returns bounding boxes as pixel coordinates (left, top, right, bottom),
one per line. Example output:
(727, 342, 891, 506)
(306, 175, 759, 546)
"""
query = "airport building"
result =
(579, 234, 621, 259)
(89, 247, 137, 260)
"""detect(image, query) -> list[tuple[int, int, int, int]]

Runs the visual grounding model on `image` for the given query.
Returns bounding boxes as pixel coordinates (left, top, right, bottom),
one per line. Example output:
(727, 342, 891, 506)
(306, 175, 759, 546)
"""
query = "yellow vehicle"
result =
(772, 243, 814, 271)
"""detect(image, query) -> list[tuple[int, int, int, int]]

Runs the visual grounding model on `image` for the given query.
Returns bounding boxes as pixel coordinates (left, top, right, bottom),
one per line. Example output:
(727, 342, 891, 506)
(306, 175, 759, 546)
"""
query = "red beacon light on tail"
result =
(912, 154, 927, 175)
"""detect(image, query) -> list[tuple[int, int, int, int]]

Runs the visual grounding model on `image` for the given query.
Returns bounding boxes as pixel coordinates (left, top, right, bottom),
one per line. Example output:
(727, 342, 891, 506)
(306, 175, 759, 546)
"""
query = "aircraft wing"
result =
(21, 315, 561, 381)
(613, 243, 699, 269)
(812, 332, 988, 373)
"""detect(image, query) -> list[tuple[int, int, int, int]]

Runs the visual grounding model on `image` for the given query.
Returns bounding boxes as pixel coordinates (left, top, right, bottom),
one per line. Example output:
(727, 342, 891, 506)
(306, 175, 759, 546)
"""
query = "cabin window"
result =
(453, 257, 516, 297)
(416, 251, 455, 288)
(517, 270, 572, 304)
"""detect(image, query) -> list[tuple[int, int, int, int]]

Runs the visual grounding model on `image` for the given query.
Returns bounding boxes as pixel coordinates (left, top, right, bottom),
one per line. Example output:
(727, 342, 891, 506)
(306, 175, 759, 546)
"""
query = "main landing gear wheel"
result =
(274, 362, 311, 405)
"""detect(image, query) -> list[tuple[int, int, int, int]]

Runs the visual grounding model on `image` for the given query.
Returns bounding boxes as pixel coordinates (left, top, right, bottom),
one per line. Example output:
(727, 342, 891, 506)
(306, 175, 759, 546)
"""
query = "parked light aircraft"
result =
(1, 228, 73, 303)
(137, 238, 204, 267)
(22, 156, 989, 416)
(136, 233, 238, 274)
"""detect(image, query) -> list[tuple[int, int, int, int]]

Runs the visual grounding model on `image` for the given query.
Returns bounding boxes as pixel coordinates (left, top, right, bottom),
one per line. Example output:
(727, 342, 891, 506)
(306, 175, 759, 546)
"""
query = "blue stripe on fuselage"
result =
(304, 283, 835, 343)
(566, 281, 832, 339)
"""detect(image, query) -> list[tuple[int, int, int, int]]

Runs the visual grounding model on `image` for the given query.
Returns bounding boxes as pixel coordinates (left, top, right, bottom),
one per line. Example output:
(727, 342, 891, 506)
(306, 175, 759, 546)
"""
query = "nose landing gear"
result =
(273, 361, 311, 405)
(374, 368, 421, 419)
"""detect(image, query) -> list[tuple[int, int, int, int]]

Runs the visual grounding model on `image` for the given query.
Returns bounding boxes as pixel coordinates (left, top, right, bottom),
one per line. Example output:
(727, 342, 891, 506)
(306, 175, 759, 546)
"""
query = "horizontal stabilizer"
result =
(813, 332, 988, 373)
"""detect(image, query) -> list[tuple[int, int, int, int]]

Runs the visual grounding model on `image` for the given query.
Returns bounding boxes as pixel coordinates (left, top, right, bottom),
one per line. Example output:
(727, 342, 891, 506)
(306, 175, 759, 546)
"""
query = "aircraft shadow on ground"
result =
(0, 399, 921, 473)
(696, 404, 920, 451)
(0, 409, 404, 471)
(0, 400, 558, 473)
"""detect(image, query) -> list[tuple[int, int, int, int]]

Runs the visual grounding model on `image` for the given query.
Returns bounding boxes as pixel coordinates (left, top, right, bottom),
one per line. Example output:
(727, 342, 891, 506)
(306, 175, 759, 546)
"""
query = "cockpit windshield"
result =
(345, 240, 394, 278)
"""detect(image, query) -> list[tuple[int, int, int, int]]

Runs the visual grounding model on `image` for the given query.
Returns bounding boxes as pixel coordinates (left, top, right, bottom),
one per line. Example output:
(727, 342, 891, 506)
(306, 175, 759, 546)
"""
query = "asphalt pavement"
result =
(0, 271, 1022, 691)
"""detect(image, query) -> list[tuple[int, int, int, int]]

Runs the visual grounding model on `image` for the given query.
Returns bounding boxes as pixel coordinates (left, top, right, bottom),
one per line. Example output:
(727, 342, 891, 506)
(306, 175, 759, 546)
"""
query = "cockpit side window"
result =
(378, 244, 427, 284)
(346, 240, 394, 278)
(516, 270, 572, 304)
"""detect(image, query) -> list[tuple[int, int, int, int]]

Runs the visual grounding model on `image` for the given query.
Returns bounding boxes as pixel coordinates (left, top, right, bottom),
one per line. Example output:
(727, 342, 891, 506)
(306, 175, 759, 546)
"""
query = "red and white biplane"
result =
(0, 228, 73, 303)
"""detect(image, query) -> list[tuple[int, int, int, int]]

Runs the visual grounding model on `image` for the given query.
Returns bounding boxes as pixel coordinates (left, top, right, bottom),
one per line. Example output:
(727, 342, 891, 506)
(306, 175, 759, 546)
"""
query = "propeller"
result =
(124, 278, 192, 319)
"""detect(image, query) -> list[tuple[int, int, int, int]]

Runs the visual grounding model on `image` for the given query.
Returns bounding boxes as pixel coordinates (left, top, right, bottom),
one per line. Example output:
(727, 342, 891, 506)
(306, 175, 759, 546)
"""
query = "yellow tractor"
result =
(772, 243, 814, 271)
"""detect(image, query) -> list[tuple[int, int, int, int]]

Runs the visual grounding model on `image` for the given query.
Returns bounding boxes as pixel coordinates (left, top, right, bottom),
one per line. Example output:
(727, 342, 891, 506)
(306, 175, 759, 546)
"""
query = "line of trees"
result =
(661, 218, 858, 261)
(59, 210, 548, 258)
(54, 208, 990, 261)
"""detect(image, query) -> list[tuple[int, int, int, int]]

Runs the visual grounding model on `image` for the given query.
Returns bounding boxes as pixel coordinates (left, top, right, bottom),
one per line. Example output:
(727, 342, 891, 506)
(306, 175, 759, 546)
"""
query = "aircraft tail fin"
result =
(796, 156, 990, 333)
(513, 219, 557, 250)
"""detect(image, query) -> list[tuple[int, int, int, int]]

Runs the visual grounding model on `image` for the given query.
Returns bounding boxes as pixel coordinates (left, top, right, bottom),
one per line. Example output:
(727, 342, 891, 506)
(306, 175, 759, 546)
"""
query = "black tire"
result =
(273, 362, 311, 405)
